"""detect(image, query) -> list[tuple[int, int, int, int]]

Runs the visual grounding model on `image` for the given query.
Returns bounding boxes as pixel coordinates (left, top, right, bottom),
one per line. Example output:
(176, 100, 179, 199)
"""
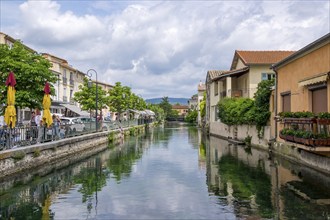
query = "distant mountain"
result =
(146, 97, 189, 105)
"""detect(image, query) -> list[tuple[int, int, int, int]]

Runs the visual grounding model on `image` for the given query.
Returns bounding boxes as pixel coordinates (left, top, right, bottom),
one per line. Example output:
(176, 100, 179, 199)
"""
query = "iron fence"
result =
(0, 119, 151, 151)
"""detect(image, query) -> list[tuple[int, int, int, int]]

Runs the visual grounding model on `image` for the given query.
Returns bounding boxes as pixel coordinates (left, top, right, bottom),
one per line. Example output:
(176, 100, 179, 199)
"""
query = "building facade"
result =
(272, 33, 330, 141)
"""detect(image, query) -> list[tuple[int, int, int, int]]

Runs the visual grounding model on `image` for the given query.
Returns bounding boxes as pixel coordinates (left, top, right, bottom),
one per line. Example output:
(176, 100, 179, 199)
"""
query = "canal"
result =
(0, 124, 329, 219)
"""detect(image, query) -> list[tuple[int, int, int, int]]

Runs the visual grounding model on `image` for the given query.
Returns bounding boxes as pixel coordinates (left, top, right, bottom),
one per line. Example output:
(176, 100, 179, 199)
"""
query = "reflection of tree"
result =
(188, 126, 199, 148)
(106, 143, 143, 182)
(147, 127, 174, 149)
(73, 157, 109, 203)
(217, 155, 274, 219)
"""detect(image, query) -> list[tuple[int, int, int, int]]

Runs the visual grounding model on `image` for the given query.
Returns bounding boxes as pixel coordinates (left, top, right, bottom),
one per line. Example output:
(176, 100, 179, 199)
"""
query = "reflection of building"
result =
(206, 134, 330, 219)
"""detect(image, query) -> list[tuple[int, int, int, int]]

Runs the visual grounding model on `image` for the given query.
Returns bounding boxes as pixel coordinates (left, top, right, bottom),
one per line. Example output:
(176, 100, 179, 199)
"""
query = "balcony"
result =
(62, 77, 67, 85)
(231, 90, 242, 98)
(220, 91, 227, 98)
(279, 112, 330, 147)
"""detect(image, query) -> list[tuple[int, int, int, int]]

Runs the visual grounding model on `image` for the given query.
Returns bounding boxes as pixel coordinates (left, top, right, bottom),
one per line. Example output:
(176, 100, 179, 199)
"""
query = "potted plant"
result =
(317, 112, 330, 125)
(285, 129, 295, 142)
(314, 132, 329, 146)
(293, 130, 305, 144)
(301, 130, 314, 146)
(279, 128, 288, 140)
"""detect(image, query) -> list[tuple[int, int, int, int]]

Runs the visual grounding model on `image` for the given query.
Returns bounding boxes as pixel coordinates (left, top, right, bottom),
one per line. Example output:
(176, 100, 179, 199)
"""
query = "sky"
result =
(0, 0, 329, 99)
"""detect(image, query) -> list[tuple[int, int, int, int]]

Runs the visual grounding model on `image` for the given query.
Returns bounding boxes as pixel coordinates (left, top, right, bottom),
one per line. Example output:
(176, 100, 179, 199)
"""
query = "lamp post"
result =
(87, 69, 98, 132)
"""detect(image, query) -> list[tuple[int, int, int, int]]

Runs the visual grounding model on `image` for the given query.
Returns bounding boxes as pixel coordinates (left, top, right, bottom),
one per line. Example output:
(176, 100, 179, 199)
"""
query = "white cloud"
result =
(1, 0, 329, 99)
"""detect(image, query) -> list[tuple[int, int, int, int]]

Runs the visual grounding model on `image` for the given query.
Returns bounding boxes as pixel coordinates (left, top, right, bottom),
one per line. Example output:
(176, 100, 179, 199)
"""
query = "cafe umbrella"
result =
(42, 82, 53, 127)
(4, 72, 16, 128)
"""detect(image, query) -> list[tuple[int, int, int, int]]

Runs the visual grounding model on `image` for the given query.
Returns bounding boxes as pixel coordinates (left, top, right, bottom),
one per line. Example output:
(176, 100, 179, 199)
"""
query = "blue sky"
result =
(1, 0, 329, 99)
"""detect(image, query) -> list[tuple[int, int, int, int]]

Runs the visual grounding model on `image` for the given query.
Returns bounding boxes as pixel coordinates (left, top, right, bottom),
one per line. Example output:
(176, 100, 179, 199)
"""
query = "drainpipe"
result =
(273, 68, 279, 142)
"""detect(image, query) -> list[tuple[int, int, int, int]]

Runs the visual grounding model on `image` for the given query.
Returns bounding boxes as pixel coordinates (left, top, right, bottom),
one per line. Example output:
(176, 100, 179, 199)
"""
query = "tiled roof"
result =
(172, 105, 189, 109)
(207, 70, 227, 80)
(231, 50, 296, 70)
(221, 67, 249, 78)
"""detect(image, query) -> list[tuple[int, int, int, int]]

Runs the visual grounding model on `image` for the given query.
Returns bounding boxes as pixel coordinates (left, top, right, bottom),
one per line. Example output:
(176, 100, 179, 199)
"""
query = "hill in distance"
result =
(146, 97, 189, 105)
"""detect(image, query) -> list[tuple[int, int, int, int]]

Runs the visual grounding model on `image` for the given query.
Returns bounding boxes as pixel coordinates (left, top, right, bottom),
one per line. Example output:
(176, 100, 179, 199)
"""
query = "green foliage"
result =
(244, 135, 252, 147)
(278, 111, 315, 118)
(158, 97, 172, 119)
(0, 41, 57, 110)
(199, 92, 206, 118)
(185, 110, 198, 123)
(218, 79, 275, 138)
(219, 155, 274, 218)
(146, 103, 165, 122)
(218, 98, 254, 125)
(74, 77, 108, 114)
(11, 151, 25, 161)
(107, 82, 131, 116)
(168, 109, 179, 119)
(318, 112, 330, 119)
(33, 149, 41, 158)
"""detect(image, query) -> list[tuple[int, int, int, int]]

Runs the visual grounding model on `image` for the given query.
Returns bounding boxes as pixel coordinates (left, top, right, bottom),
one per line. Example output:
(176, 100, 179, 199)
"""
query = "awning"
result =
(298, 72, 329, 87)
(145, 110, 155, 116)
(128, 109, 142, 114)
(60, 103, 90, 116)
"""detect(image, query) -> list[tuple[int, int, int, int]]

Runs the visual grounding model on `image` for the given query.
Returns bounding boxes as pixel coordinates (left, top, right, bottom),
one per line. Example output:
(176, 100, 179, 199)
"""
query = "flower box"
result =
(286, 135, 294, 142)
(314, 138, 328, 146)
(294, 136, 304, 144)
(283, 117, 316, 124)
(316, 119, 330, 125)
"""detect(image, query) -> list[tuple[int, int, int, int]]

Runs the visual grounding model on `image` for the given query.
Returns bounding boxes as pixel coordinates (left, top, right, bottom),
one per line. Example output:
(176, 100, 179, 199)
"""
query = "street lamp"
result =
(87, 69, 98, 132)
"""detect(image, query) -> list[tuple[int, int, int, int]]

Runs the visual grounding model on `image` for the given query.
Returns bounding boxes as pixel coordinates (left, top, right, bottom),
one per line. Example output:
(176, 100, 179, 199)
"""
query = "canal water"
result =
(0, 124, 329, 219)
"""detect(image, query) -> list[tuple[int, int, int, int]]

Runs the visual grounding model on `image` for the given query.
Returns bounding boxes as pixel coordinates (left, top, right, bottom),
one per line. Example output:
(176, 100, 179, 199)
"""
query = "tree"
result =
(185, 110, 198, 123)
(0, 41, 57, 111)
(146, 103, 165, 122)
(73, 77, 108, 116)
(108, 82, 131, 117)
(159, 96, 172, 119)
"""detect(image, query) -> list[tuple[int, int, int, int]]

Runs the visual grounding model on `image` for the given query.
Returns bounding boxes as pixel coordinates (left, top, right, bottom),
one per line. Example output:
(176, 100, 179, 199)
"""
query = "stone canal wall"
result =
(209, 121, 330, 174)
(272, 142, 330, 174)
(0, 125, 146, 179)
(209, 121, 271, 149)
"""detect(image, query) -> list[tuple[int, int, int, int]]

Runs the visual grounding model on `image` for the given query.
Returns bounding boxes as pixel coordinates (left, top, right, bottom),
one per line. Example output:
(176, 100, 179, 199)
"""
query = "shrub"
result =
(12, 151, 25, 161)
(33, 149, 41, 158)
(218, 79, 274, 138)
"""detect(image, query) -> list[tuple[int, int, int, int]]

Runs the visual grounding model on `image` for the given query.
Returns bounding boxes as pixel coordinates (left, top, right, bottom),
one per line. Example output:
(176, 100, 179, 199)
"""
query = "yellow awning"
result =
(298, 72, 329, 87)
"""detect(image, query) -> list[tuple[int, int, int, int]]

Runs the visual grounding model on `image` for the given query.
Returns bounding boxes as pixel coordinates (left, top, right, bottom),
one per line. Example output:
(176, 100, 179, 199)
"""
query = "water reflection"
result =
(0, 126, 329, 219)
(207, 135, 330, 219)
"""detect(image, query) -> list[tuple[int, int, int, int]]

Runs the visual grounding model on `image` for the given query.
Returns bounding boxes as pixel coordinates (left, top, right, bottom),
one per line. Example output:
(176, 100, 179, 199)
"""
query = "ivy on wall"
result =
(218, 79, 275, 138)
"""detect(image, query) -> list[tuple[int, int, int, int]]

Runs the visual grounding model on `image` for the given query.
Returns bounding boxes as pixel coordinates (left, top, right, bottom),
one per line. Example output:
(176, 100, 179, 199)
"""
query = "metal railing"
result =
(0, 118, 153, 151)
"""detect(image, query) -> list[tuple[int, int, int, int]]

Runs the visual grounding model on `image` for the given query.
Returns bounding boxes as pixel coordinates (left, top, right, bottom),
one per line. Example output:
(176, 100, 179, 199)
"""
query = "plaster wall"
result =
(276, 43, 330, 113)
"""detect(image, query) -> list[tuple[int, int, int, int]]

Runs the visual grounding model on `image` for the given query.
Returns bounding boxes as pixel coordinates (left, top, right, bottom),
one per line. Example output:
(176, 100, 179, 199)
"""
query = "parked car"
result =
(59, 117, 85, 133)
(78, 116, 109, 131)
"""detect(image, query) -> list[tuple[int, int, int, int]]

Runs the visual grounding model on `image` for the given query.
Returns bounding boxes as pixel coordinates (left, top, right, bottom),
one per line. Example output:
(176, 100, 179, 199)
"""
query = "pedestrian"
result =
(35, 110, 44, 143)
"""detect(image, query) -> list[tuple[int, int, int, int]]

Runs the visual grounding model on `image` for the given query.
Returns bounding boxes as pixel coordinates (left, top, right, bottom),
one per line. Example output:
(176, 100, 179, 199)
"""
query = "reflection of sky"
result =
(50, 127, 236, 219)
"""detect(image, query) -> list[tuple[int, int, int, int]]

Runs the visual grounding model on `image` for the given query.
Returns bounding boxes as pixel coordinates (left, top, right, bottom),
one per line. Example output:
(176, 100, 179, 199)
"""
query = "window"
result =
(214, 81, 219, 96)
(262, 73, 275, 81)
(281, 92, 291, 112)
(63, 69, 67, 78)
(215, 105, 219, 121)
(310, 85, 327, 114)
